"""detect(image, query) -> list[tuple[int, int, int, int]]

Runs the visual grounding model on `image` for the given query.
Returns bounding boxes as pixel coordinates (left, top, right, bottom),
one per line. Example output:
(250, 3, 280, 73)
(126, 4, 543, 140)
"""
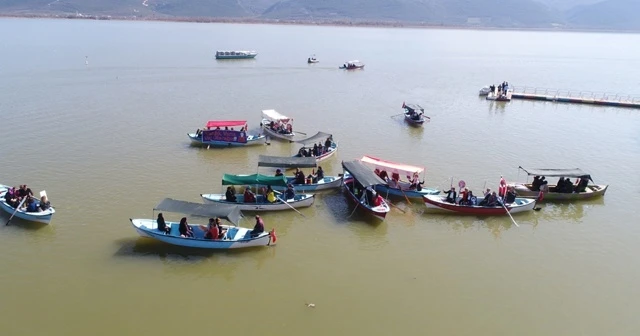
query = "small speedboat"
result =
(423, 195, 536, 215)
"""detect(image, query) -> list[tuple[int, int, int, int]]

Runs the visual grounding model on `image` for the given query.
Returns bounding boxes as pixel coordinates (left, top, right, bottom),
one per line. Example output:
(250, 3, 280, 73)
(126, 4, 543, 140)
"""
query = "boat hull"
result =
(188, 133, 266, 147)
(404, 112, 426, 125)
(130, 219, 273, 249)
(512, 183, 608, 201)
(215, 54, 257, 60)
(343, 178, 390, 221)
(0, 192, 55, 224)
(339, 65, 365, 70)
(373, 184, 440, 199)
(423, 195, 536, 215)
(201, 193, 314, 211)
(258, 176, 343, 192)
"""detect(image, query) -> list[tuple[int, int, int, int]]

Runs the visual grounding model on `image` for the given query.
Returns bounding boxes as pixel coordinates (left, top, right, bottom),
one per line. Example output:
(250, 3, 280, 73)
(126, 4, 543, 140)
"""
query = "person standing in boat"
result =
(294, 168, 306, 184)
(315, 166, 325, 182)
(250, 215, 265, 237)
(324, 137, 332, 151)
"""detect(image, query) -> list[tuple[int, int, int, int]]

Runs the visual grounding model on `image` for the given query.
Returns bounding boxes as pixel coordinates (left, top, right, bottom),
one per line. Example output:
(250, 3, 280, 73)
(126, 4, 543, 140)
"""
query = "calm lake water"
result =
(1, 18, 640, 335)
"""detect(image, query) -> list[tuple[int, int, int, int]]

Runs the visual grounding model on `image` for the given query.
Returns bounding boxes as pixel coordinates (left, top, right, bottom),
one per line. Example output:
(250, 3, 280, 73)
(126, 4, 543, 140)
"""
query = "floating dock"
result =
(509, 87, 640, 109)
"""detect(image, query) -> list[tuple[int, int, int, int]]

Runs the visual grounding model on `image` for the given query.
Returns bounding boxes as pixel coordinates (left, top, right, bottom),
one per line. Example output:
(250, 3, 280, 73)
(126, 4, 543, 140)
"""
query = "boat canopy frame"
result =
(261, 109, 291, 123)
(222, 174, 288, 187)
(153, 198, 243, 225)
(518, 166, 593, 181)
(205, 120, 247, 129)
(295, 132, 333, 146)
(342, 160, 386, 188)
(258, 155, 317, 168)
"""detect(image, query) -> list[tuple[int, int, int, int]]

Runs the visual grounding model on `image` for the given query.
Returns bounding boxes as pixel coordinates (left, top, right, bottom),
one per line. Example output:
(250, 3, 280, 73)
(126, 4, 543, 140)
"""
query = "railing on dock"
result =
(511, 86, 640, 104)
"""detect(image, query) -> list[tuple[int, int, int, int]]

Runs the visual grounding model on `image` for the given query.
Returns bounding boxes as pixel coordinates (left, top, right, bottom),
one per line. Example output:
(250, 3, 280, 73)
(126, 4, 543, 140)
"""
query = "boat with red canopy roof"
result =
(359, 155, 440, 199)
(188, 120, 266, 147)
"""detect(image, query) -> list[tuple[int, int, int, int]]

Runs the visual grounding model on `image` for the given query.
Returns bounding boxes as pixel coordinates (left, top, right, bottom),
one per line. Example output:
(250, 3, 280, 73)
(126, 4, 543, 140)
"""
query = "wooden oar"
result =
(390, 113, 405, 118)
(385, 198, 406, 213)
(498, 199, 519, 228)
(6, 197, 28, 226)
(276, 196, 306, 218)
(399, 188, 412, 205)
(296, 131, 307, 135)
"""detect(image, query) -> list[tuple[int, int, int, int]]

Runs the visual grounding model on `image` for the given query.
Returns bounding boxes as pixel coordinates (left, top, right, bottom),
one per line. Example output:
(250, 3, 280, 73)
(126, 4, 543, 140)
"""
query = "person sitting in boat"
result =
(504, 187, 517, 204)
(315, 166, 325, 181)
(459, 188, 470, 205)
(284, 184, 295, 200)
(200, 218, 219, 240)
(468, 191, 477, 206)
(479, 189, 491, 206)
(157, 213, 170, 234)
(555, 177, 566, 192)
(17, 184, 33, 201)
(531, 176, 542, 191)
(250, 215, 265, 238)
(294, 169, 306, 184)
(575, 177, 589, 193)
(266, 185, 277, 203)
(324, 137, 332, 150)
(25, 196, 39, 213)
(195, 129, 202, 137)
(178, 217, 194, 238)
(487, 192, 499, 207)
(275, 169, 283, 177)
(408, 173, 423, 191)
(376, 169, 389, 182)
(373, 192, 384, 207)
(225, 186, 237, 202)
(38, 195, 51, 212)
(214, 217, 227, 239)
(444, 187, 457, 204)
(4, 187, 18, 208)
(298, 147, 306, 157)
(243, 187, 256, 203)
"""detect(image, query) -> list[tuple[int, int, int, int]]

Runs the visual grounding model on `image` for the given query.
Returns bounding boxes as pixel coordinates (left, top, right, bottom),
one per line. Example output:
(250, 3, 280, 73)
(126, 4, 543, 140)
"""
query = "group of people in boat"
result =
(224, 184, 297, 203)
(374, 169, 424, 191)
(157, 213, 264, 239)
(2, 185, 51, 213)
(443, 186, 517, 207)
(342, 63, 359, 69)
(530, 175, 589, 193)
(290, 167, 325, 185)
(349, 181, 385, 207)
(266, 121, 293, 135)
(297, 137, 334, 157)
(195, 125, 247, 137)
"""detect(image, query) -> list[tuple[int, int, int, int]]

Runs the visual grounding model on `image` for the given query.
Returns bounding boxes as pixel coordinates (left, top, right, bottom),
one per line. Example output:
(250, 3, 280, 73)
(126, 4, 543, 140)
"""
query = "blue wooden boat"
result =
(0, 189, 55, 224)
(188, 120, 265, 147)
(359, 155, 440, 199)
(130, 198, 275, 249)
(257, 155, 343, 192)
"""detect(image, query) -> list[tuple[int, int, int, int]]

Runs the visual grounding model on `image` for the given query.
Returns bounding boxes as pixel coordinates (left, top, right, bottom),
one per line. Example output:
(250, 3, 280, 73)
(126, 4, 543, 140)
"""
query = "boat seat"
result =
(226, 227, 239, 240)
(168, 223, 181, 236)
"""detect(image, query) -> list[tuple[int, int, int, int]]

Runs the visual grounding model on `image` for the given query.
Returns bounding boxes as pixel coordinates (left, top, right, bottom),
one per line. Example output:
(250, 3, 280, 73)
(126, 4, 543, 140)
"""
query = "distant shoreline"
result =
(1, 13, 638, 34)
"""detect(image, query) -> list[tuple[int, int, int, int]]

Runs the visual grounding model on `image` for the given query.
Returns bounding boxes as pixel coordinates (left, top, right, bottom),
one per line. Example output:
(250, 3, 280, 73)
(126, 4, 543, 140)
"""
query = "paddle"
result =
(390, 113, 405, 118)
(498, 198, 520, 228)
(276, 196, 306, 218)
(6, 196, 27, 226)
(385, 198, 406, 213)
(296, 131, 307, 135)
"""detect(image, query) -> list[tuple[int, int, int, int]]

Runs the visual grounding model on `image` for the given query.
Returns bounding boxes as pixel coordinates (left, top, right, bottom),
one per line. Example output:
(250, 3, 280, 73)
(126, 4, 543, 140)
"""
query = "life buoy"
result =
(498, 177, 507, 197)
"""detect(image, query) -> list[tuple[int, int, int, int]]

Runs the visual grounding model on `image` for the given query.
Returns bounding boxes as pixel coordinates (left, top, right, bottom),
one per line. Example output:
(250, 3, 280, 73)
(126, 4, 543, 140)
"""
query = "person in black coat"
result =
(444, 187, 457, 204)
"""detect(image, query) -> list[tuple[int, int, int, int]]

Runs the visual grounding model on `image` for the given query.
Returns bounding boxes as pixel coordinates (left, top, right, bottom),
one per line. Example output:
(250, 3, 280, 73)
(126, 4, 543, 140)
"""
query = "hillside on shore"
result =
(0, 0, 635, 31)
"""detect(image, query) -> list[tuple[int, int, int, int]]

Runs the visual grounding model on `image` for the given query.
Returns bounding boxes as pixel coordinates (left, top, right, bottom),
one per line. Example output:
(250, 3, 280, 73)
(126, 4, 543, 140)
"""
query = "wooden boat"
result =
(402, 102, 429, 126)
(423, 195, 536, 215)
(188, 120, 266, 147)
(130, 198, 276, 249)
(359, 155, 440, 199)
(201, 173, 314, 211)
(511, 167, 609, 201)
(260, 109, 295, 141)
(257, 155, 343, 192)
(291, 131, 338, 163)
(215, 51, 257, 59)
(339, 60, 365, 70)
(0, 189, 55, 224)
(342, 160, 391, 221)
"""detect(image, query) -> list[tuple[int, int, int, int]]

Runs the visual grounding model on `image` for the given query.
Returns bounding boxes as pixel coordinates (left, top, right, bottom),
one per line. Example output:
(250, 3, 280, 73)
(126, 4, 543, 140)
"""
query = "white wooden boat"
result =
(188, 120, 265, 147)
(201, 173, 315, 211)
(215, 51, 257, 59)
(342, 160, 390, 221)
(257, 155, 343, 191)
(340, 60, 365, 70)
(0, 190, 55, 224)
(260, 109, 295, 141)
(359, 155, 440, 199)
(511, 167, 608, 201)
(423, 195, 536, 215)
(292, 132, 338, 163)
(130, 198, 276, 249)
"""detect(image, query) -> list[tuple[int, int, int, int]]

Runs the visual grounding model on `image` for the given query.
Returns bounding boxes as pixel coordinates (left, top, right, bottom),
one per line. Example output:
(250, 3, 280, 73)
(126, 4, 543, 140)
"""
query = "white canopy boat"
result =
(359, 155, 440, 199)
(260, 109, 295, 141)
